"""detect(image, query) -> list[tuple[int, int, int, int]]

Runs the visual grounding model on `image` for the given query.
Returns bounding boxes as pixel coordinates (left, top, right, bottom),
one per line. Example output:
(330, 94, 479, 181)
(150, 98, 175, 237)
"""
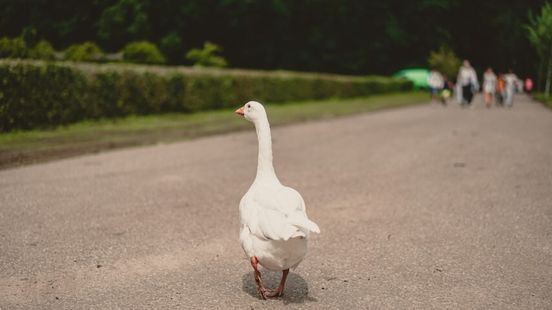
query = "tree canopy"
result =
(0, 0, 546, 77)
(525, 3, 552, 95)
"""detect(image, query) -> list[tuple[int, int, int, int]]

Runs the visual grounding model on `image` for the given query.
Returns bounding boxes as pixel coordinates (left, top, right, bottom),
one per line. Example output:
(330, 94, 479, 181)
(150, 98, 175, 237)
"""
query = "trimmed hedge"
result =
(0, 60, 412, 132)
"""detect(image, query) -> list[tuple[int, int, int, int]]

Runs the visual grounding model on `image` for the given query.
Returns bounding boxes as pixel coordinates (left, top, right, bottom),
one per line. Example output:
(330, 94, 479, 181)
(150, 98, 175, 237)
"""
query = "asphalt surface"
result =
(1, 95, 551, 309)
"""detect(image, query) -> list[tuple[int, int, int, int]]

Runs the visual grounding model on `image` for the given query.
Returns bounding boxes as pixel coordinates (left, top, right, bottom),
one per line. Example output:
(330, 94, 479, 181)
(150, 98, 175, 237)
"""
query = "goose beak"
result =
(235, 106, 245, 116)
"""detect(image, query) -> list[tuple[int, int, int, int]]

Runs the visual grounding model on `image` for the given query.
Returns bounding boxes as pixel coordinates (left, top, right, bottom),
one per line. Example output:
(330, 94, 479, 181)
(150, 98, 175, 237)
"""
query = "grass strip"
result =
(533, 93, 552, 109)
(0, 91, 427, 169)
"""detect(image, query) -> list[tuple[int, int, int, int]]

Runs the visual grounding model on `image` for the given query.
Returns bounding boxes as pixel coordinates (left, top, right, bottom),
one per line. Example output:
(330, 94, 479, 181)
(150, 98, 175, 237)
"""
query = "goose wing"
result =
(240, 186, 320, 241)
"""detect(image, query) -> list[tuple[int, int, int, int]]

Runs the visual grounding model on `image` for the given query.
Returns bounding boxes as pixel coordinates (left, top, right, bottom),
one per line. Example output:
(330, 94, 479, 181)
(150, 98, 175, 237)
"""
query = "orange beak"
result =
(235, 106, 245, 116)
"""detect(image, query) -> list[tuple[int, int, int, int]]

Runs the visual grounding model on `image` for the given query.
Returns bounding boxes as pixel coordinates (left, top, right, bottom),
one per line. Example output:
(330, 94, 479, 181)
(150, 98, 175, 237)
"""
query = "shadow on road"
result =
(241, 271, 317, 304)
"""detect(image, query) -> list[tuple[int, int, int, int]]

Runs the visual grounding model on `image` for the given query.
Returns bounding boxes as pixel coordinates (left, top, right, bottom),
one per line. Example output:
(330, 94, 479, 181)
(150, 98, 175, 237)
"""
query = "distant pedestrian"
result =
(495, 74, 505, 106)
(440, 76, 453, 105)
(427, 70, 444, 102)
(503, 69, 518, 107)
(457, 60, 479, 107)
(482, 67, 497, 108)
(524, 78, 533, 93)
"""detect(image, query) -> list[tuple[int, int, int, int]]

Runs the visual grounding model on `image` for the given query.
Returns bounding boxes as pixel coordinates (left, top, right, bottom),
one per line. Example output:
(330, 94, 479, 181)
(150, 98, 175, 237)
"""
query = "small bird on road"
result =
(234, 101, 320, 299)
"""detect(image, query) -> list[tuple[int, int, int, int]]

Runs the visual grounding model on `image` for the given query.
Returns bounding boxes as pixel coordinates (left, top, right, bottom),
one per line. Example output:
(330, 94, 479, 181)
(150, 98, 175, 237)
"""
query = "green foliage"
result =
(427, 46, 461, 79)
(186, 41, 228, 68)
(97, 0, 151, 50)
(0, 37, 28, 58)
(0, 60, 412, 132)
(525, 3, 552, 95)
(0, 61, 89, 130)
(526, 3, 552, 57)
(0, 36, 57, 60)
(0, 0, 546, 77)
(29, 40, 56, 60)
(160, 32, 183, 64)
(122, 41, 166, 64)
(534, 92, 552, 108)
(21, 26, 38, 47)
(64, 42, 104, 62)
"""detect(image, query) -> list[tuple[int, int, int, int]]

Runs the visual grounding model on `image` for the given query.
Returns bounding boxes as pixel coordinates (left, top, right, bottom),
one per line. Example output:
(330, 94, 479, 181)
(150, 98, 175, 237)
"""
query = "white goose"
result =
(235, 101, 320, 299)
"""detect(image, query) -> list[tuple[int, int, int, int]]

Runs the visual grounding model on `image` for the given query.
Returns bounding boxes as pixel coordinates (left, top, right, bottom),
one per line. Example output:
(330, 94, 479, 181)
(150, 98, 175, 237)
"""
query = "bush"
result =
(0, 37, 57, 60)
(428, 46, 461, 79)
(186, 41, 228, 67)
(0, 60, 412, 131)
(0, 37, 28, 58)
(534, 93, 552, 108)
(122, 41, 166, 64)
(64, 42, 104, 62)
(29, 40, 56, 60)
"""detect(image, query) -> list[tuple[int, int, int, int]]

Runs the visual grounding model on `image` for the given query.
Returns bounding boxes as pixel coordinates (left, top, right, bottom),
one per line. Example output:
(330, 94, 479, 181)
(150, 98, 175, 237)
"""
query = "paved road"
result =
(1, 95, 551, 309)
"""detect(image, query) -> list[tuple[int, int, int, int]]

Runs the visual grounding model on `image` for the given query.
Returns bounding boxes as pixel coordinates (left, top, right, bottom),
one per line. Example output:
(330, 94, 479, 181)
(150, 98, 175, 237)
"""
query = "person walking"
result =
(456, 60, 479, 107)
(495, 74, 506, 106)
(440, 76, 453, 105)
(524, 77, 533, 93)
(427, 70, 444, 102)
(482, 68, 497, 108)
(503, 69, 518, 108)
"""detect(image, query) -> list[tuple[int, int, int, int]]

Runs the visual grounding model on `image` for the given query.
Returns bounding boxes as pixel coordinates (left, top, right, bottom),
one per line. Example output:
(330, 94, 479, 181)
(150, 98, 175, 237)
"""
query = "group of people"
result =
(427, 60, 532, 108)
(481, 67, 525, 108)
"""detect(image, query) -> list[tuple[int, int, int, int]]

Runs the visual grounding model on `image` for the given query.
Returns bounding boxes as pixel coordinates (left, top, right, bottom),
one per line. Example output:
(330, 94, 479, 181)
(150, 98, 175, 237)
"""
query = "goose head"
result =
(235, 101, 267, 123)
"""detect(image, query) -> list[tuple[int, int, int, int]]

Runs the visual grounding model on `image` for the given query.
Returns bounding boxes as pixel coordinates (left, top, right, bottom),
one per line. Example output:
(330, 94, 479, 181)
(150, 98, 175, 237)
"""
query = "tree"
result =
(427, 46, 461, 79)
(186, 41, 228, 67)
(0, 0, 548, 75)
(98, 0, 151, 51)
(21, 26, 38, 48)
(160, 32, 184, 64)
(526, 3, 552, 96)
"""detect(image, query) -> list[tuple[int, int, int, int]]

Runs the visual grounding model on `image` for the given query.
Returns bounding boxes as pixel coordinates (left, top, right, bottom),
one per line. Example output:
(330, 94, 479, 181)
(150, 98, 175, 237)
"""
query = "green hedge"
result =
(0, 60, 412, 132)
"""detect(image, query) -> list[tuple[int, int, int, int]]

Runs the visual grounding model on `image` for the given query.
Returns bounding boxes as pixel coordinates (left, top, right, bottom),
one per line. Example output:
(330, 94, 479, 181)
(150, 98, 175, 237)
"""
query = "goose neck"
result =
(254, 119, 278, 181)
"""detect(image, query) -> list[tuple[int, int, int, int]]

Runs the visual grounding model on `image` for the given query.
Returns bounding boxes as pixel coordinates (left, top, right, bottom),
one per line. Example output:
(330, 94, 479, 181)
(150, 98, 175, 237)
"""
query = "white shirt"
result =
(503, 73, 518, 90)
(457, 66, 478, 87)
(427, 71, 444, 89)
(483, 72, 497, 92)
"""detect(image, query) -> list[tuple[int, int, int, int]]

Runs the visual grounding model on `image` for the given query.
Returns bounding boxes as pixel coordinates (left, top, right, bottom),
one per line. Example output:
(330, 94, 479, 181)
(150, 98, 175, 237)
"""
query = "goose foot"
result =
(250, 258, 290, 300)
(250, 257, 290, 299)
(250, 256, 268, 299)
(265, 269, 289, 298)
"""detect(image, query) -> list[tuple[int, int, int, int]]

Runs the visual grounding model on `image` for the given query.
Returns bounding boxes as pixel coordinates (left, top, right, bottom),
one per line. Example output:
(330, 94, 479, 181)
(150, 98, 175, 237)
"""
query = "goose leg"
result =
(250, 256, 267, 299)
(265, 269, 289, 298)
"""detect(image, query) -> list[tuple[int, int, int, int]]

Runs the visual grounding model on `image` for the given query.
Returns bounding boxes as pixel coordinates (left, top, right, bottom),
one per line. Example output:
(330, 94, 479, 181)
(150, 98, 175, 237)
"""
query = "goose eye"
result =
(247, 104, 251, 108)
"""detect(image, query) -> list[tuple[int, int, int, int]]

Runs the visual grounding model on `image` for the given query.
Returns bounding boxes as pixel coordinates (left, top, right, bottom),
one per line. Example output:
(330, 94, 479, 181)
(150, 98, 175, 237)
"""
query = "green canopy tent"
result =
(393, 68, 429, 89)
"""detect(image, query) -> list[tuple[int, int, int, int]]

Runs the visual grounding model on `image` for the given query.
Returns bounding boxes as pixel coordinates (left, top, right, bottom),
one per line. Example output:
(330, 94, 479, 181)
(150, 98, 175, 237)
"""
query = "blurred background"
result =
(0, 0, 551, 167)
(0, 0, 547, 75)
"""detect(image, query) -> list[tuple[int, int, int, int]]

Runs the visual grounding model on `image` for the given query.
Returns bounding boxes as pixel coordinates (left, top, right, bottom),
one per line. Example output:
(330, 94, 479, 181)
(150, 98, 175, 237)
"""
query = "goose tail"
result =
(290, 217, 320, 234)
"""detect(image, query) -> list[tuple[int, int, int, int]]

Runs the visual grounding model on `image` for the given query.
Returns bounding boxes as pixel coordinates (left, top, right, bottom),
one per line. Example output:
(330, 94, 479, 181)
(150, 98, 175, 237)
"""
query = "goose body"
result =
(239, 182, 315, 271)
(235, 101, 320, 298)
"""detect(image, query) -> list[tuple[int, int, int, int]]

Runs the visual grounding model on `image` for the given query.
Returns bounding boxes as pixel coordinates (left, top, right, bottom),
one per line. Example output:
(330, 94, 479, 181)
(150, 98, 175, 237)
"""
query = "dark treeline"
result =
(0, 0, 545, 77)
